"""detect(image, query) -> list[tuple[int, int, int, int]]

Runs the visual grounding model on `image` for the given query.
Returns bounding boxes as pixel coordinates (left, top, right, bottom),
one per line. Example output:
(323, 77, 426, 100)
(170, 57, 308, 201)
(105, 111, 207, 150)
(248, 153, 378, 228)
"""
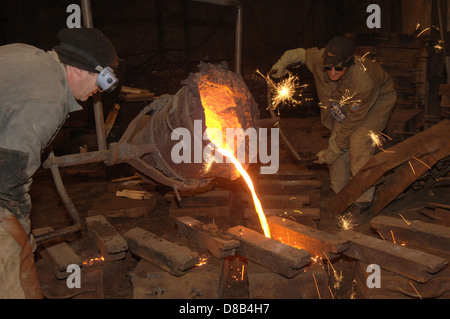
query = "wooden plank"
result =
(255, 179, 322, 195)
(339, 230, 448, 283)
(244, 207, 320, 226)
(439, 83, 450, 96)
(267, 216, 349, 259)
(165, 190, 231, 207)
(104, 103, 120, 137)
(440, 95, 450, 107)
(418, 207, 450, 226)
(175, 216, 240, 258)
(251, 164, 315, 180)
(370, 215, 450, 255)
(350, 33, 424, 48)
(87, 205, 152, 218)
(228, 226, 311, 278)
(124, 227, 199, 276)
(241, 194, 310, 209)
(85, 215, 128, 261)
(354, 260, 450, 299)
(218, 255, 249, 299)
(33, 227, 82, 279)
(131, 259, 222, 299)
(169, 200, 231, 218)
(356, 46, 420, 64)
(327, 119, 450, 216)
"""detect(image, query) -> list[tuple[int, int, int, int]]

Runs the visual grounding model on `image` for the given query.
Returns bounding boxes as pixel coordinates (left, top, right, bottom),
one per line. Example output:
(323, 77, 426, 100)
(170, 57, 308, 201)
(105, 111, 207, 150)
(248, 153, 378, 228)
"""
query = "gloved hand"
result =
(314, 134, 344, 165)
(314, 148, 338, 165)
(270, 48, 306, 78)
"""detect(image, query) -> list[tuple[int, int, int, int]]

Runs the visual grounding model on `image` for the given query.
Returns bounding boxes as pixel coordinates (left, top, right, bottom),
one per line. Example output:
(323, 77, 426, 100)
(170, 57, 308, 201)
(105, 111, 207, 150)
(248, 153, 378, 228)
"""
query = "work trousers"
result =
(0, 208, 42, 298)
(328, 90, 397, 204)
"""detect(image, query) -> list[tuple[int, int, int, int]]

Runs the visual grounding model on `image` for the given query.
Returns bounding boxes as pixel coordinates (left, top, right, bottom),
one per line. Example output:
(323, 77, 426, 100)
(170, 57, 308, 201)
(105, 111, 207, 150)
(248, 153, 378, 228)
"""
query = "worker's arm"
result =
(270, 48, 306, 78)
(0, 98, 65, 220)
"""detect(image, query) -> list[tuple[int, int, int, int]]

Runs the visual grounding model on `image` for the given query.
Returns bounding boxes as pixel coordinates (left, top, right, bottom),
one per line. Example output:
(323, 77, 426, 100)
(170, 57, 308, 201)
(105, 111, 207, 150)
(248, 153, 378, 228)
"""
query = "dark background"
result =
(0, 0, 442, 153)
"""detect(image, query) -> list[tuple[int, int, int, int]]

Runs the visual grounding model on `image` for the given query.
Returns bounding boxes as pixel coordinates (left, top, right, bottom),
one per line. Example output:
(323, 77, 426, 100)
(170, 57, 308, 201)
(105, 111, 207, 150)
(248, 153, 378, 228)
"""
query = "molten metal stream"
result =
(200, 79, 271, 238)
(216, 147, 271, 238)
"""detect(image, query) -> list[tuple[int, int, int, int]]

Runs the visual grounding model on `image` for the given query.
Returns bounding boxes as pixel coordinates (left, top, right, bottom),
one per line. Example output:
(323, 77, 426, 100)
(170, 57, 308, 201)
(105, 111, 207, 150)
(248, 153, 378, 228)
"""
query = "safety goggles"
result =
(323, 65, 345, 72)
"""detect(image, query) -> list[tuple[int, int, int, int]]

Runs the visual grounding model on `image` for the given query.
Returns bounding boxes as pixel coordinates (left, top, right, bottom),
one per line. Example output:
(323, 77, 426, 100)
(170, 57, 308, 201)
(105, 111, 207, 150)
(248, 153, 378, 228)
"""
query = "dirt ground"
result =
(28, 115, 450, 299)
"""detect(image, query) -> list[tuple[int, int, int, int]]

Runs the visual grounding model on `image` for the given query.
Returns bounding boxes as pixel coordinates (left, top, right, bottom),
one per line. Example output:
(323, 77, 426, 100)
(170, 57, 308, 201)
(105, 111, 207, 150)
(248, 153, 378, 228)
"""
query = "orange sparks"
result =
(328, 286, 335, 299)
(376, 229, 386, 241)
(399, 213, 411, 226)
(408, 161, 416, 175)
(409, 282, 423, 299)
(312, 273, 321, 299)
(368, 130, 394, 153)
(412, 156, 431, 169)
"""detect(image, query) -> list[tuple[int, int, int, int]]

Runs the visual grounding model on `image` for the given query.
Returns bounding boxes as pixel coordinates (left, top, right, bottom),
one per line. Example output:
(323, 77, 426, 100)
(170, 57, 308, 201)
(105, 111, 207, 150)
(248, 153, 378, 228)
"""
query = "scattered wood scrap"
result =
(116, 189, 153, 200)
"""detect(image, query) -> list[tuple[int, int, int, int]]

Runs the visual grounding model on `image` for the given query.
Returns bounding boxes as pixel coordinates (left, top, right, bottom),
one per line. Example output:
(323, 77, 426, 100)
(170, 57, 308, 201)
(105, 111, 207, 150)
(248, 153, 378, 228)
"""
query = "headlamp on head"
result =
(95, 65, 118, 93)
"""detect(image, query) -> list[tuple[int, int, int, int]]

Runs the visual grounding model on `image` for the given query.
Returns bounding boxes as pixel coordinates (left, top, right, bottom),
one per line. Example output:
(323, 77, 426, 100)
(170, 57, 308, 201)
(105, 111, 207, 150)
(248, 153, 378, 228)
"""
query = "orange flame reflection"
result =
(82, 256, 105, 266)
(199, 79, 271, 238)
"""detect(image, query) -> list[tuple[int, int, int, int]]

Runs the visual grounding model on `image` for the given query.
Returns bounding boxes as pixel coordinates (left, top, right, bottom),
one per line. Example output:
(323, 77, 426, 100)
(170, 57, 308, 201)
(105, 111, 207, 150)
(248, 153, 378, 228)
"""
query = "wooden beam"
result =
(370, 215, 450, 255)
(339, 230, 448, 283)
(244, 207, 320, 226)
(241, 194, 310, 209)
(124, 227, 199, 276)
(228, 226, 311, 278)
(175, 216, 240, 258)
(327, 119, 450, 216)
(165, 189, 231, 207)
(267, 216, 349, 259)
(169, 200, 231, 218)
(255, 179, 322, 195)
(250, 164, 316, 180)
(104, 103, 120, 137)
(86, 215, 128, 261)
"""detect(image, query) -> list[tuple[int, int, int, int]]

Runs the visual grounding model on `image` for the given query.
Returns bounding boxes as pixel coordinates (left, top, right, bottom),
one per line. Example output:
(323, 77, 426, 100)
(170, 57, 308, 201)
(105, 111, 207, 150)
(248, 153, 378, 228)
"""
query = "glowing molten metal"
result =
(198, 78, 271, 238)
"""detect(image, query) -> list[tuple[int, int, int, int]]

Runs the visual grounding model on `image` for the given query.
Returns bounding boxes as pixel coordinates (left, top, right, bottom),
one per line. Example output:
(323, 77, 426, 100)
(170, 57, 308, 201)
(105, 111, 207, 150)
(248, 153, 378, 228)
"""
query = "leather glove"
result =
(270, 48, 306, 78)
(314, 135, 344, 165)
(314, 148, 338, 165)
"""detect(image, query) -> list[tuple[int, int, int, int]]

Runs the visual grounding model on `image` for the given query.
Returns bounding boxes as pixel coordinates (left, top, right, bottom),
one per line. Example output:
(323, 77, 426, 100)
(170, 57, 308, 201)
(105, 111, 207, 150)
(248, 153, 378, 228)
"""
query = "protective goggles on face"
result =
(323, 64, 345, 72)
(95, 66, 118, 93)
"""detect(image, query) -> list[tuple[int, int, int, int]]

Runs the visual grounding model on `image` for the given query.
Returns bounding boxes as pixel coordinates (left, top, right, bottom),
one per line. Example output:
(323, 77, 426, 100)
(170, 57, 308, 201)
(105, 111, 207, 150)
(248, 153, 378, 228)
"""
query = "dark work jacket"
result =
(305, 47, 396, 150)
(0, 44, 81, 220)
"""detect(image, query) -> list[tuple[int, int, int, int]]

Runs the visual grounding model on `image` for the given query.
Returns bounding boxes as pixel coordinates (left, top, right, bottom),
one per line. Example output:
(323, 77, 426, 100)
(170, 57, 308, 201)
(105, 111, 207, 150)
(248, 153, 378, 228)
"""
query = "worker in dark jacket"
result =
(270, 36, 397, 215)
(0, 27, 118, 298)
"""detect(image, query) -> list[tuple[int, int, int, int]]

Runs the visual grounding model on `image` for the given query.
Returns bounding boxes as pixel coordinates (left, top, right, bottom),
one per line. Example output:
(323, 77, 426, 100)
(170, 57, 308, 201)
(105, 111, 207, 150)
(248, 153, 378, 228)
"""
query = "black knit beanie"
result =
(323, 36, 354, 67)
(53, 27, 118, 73)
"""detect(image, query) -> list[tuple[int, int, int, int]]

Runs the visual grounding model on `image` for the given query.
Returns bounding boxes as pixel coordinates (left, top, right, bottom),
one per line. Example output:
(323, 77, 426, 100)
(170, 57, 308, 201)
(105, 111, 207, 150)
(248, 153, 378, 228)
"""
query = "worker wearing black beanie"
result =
(0, 27, 119, 299)
(54, 27, 118, 73)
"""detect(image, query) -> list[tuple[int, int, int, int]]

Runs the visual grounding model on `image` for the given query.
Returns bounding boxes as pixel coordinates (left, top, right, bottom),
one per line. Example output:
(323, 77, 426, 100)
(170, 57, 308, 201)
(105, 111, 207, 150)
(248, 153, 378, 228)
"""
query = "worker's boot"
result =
(1, 212, 42, 299)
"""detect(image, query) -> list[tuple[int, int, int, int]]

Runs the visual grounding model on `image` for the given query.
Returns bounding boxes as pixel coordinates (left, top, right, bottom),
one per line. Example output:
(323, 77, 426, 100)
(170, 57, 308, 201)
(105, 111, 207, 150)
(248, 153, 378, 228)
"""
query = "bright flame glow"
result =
(196, 255, 208, 267)
(82, 256, 105, 266)
(199, 78, 271, 238)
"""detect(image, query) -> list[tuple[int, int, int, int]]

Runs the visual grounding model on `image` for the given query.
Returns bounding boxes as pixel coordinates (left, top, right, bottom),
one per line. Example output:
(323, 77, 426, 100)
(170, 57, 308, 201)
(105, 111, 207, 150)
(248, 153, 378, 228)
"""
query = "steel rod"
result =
(34, 155, 82, 244)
